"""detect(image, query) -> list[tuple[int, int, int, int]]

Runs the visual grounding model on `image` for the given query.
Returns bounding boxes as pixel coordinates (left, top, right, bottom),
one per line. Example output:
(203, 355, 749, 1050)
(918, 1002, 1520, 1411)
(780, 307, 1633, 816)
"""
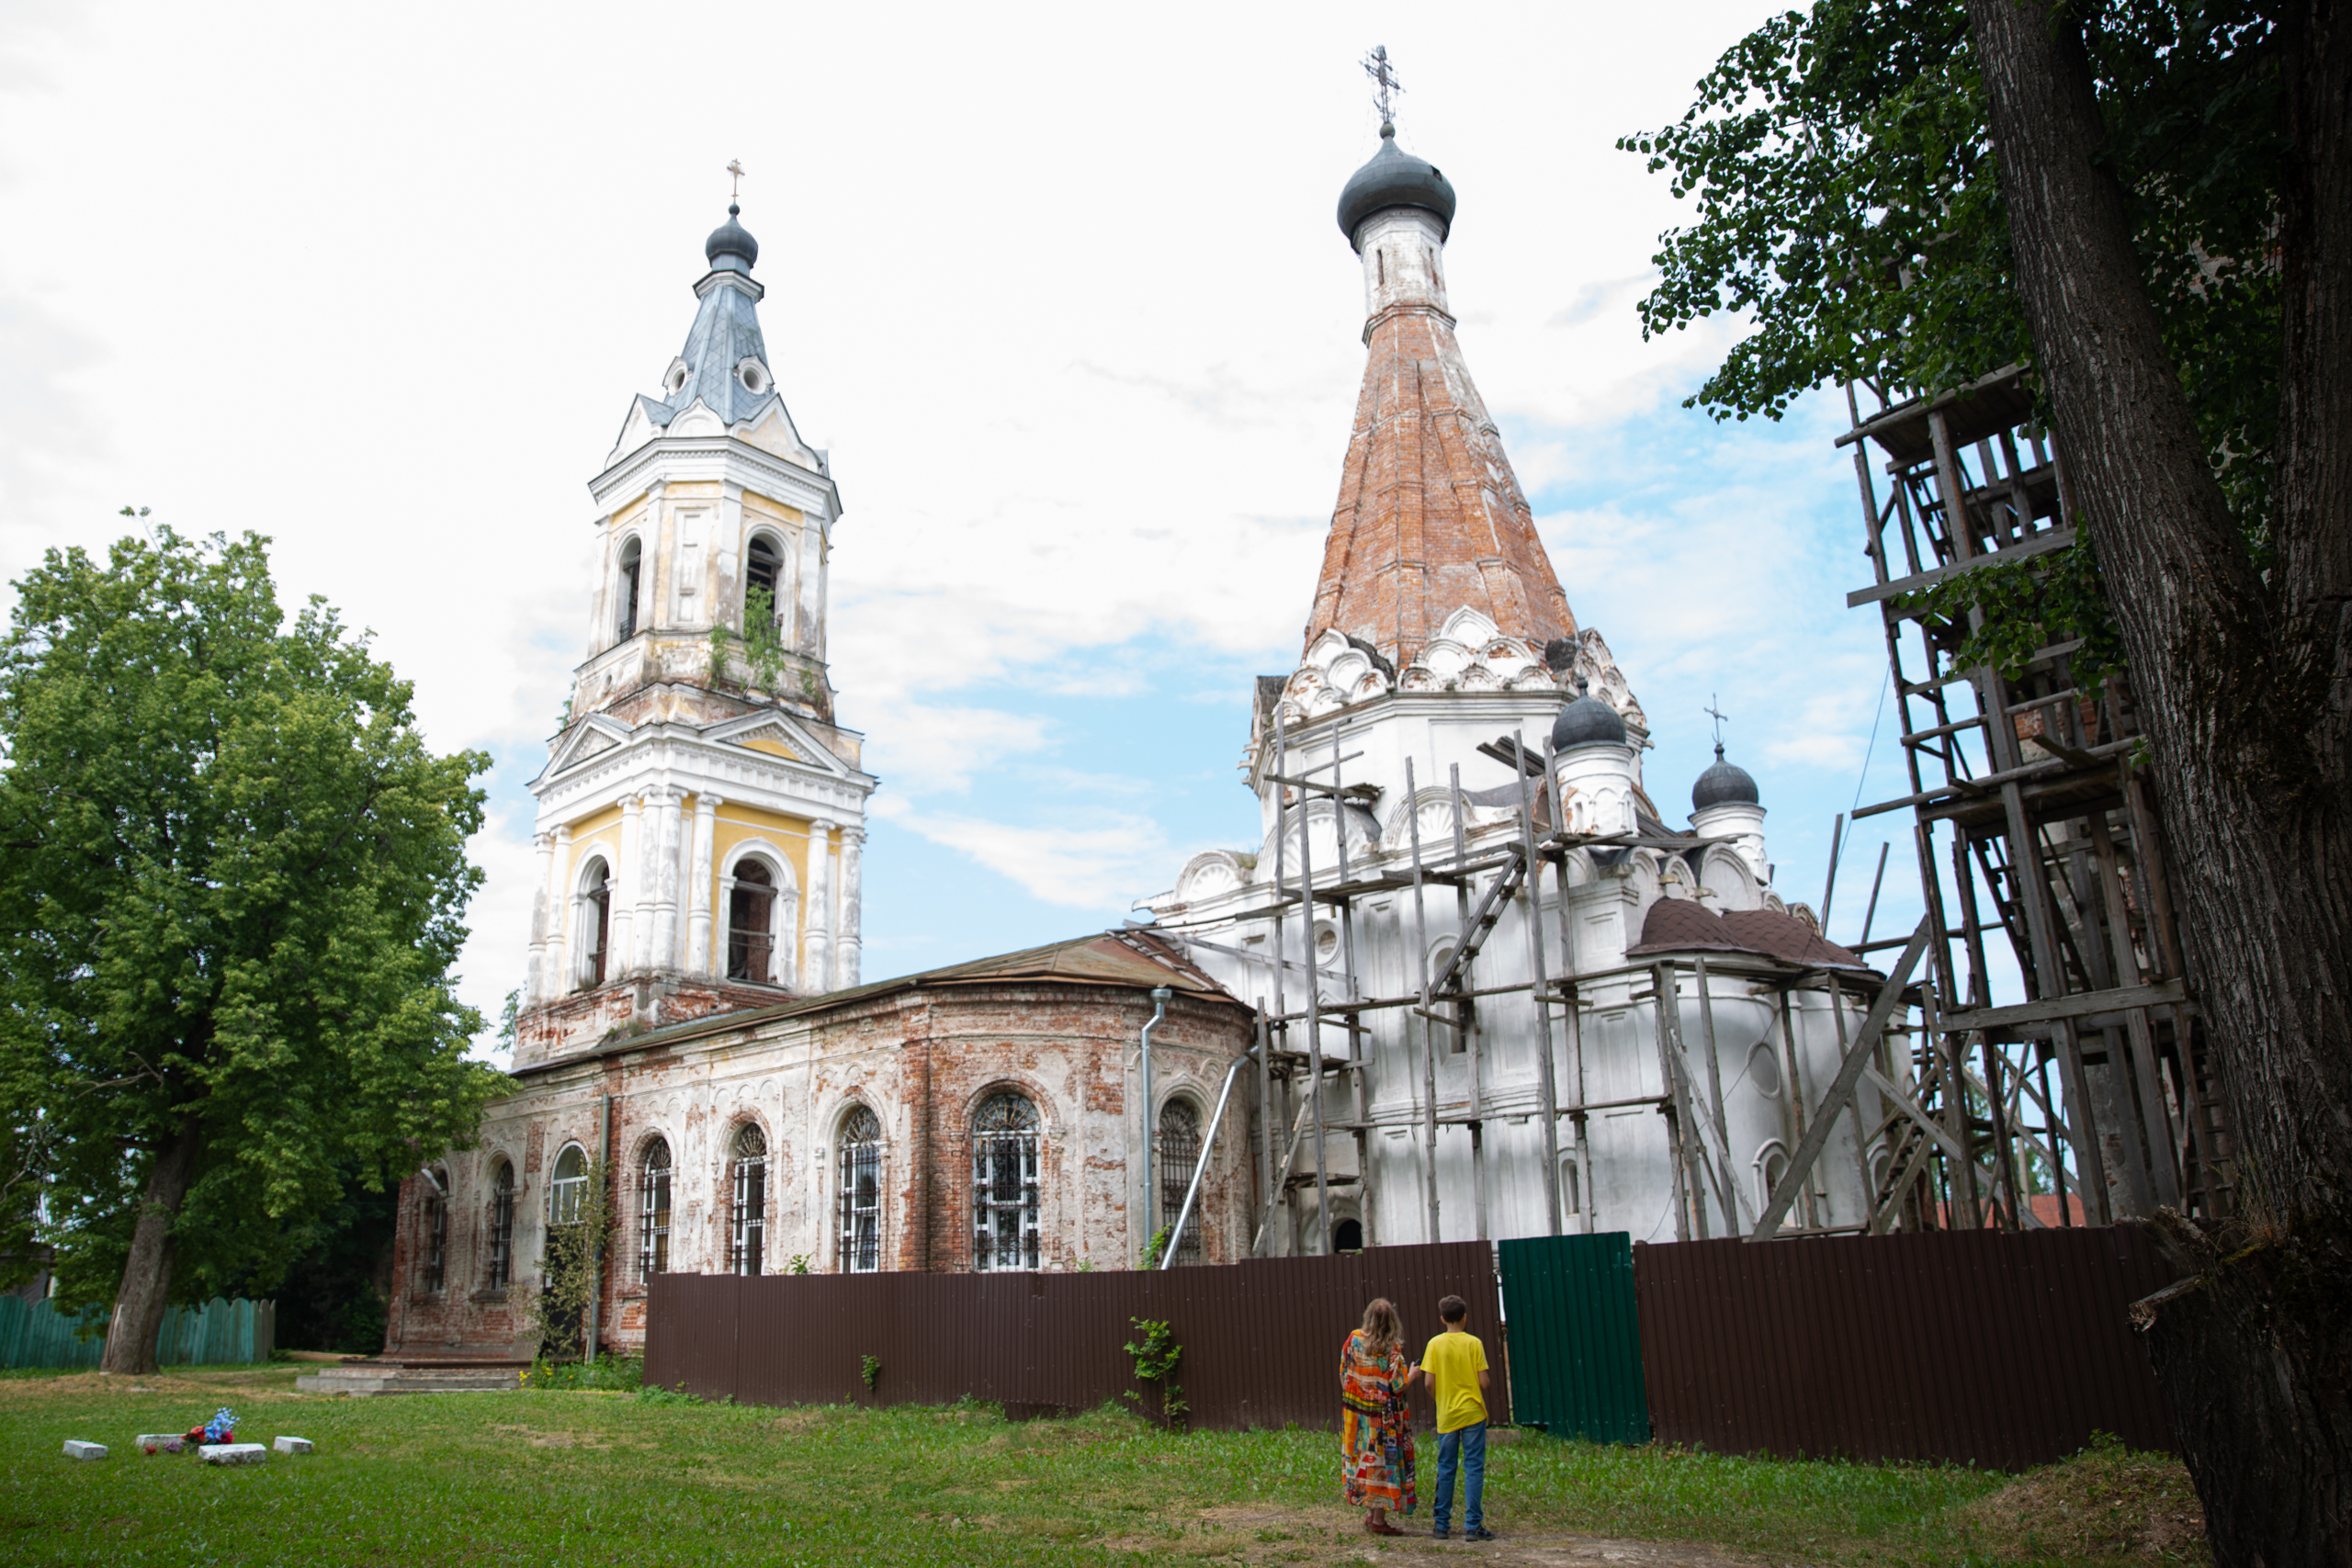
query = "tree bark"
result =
(98, 1121, 201, 1377)
(1963, 2, 2352, 1562)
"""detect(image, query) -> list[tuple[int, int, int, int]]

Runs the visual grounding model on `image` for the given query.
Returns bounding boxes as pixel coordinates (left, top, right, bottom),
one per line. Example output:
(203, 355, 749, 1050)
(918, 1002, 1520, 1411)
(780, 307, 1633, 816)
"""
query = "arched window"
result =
(616, 537, 642, 641)
(549, 1144, 586, 1226)
(746, 534, 783, 607)
(421, 1170, 449, 1294)
(484, 1161, 514, 1289)
(837, 1106, 883, 1273)
(1156, 1100, 1202, 1265)
(582, 859, 612, 989)
(1332, 1217, 1364, 1254)
(971, 1092, 1040, 1272)
(727, 861, 775, 983)
(639, 1138, 672, 1281)
(729, 1124, 767, 1276)
(1755, 1141, 1792, 1215)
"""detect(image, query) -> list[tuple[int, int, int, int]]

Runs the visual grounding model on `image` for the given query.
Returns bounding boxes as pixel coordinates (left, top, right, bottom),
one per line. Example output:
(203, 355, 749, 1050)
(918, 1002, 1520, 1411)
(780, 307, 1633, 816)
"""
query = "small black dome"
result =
(1692, 743, 1760, 811)
(1552, 678, 1627, 751)
(1337, 122, 1457, 251)
(706, 204, 758, 269)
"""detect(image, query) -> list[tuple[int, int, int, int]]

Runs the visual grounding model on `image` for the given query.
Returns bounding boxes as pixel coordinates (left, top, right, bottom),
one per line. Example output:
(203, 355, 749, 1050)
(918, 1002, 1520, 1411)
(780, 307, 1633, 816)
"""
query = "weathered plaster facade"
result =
(390, 940, 1255, 1356)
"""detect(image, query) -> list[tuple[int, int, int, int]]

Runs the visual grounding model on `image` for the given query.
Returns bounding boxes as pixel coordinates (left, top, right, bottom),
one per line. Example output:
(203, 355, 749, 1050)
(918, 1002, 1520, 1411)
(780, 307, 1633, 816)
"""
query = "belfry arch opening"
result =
(616, 536, 643, 641)
(728, 859, 776, 984)
(746, 533, 784, 626)
(581, 857, 612, 988)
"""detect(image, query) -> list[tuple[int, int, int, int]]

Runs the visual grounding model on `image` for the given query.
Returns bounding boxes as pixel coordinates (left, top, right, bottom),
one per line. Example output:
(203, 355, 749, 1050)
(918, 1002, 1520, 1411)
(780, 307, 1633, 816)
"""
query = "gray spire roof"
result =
(627, 205, 785, 438)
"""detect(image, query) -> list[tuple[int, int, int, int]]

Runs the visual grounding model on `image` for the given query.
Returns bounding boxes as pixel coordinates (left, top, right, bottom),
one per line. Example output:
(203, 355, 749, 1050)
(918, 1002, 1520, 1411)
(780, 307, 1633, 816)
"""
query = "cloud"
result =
(888, 807, 1175, 911)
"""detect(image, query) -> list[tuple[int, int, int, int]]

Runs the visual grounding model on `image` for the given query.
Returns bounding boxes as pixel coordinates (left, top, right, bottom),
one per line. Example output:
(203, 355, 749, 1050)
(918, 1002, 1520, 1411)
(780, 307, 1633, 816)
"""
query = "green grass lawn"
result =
(1, 1364, 2201, 1566)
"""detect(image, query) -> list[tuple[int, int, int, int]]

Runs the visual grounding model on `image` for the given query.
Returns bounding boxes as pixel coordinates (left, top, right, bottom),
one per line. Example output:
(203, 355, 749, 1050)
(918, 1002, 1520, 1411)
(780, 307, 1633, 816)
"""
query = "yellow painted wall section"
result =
(710, 804, 824, 904)
(742, 491, 804, 528)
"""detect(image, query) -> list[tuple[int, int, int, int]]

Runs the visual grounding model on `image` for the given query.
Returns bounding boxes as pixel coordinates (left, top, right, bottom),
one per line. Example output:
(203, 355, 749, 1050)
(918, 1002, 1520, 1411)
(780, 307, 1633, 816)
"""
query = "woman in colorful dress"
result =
(1340, 1297, 1418, 1535)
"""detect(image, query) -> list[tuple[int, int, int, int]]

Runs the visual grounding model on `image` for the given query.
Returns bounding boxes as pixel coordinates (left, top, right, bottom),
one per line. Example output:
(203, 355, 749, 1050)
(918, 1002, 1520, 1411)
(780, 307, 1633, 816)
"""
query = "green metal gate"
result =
(1498, 1233, 1649, 1443)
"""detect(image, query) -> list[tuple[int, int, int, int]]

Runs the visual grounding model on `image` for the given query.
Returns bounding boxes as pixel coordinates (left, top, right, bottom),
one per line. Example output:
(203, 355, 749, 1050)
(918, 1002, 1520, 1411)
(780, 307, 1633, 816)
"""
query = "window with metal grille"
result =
(727, 861, 775, 983)
(837, 1106, 882, 1273)
(1156, 1100, 1203, 1264)
(971, 1092, 1041, 1271)
(582, 859, 611, 989)
(422, 1173, 448, 1294)
(729, 1123, 767, 1276)
(549, 1144, 586, 1226)
(639, 1138, 672, 1281)
(485, 1161, 514, 1289)
(616, 537, 642, 640)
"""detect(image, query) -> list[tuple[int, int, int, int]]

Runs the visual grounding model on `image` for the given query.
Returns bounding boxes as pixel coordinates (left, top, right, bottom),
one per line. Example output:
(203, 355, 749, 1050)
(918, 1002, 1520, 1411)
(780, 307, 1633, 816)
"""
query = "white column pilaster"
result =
(803, 818, 834, 994)
(526, 832, 554, 1004)
(648, 785, 684, 971)
(687, 794, 722, 975)
(836, 825, 864, 989)
(544, 826, 574, 995)
(613, 795, 642, 977)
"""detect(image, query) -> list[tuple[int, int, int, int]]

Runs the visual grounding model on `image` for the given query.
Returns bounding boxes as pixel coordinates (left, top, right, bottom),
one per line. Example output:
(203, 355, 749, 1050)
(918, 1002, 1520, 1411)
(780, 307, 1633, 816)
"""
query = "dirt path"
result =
(1166, 1504, 1787, 1567)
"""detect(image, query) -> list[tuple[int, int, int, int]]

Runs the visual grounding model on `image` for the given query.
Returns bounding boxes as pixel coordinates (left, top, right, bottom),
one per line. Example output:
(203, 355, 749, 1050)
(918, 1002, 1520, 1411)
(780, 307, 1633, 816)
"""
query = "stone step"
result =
(296, 1364, 522, 1396)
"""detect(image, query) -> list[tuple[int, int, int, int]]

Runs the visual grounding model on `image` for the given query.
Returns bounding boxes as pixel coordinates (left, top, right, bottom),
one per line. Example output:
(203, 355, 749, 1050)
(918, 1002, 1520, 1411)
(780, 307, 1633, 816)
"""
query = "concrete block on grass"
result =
(62, 1440, 107, 1461)
(272, 1436, 314, 1455)
(198, 1443, 267, 1465)
(134, 1435, 187, 1454)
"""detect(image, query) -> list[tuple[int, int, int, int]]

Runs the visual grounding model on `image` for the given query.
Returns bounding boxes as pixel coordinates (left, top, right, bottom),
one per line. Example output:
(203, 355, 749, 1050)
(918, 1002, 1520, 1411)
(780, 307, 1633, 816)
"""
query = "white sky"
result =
(0, 2, 1960, 1060)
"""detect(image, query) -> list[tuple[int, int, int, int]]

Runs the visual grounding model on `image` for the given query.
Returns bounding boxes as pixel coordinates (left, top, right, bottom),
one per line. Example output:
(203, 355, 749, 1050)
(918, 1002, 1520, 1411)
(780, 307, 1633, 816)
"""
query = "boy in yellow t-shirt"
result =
(1417, 1294, 1493, 1540)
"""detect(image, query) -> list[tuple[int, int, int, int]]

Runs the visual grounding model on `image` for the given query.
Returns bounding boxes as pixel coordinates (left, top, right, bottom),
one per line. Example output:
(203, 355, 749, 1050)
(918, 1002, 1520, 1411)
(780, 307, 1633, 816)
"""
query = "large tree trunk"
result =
(98, 1122, 201, 1377)
(1962, 2, 2352, 1562)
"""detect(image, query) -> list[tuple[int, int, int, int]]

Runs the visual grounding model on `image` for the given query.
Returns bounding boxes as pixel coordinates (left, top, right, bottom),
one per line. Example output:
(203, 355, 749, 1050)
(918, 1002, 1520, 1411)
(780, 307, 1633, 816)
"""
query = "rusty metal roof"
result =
(514, 929, 1241, 1077)
(1626, 898, 1876, 976)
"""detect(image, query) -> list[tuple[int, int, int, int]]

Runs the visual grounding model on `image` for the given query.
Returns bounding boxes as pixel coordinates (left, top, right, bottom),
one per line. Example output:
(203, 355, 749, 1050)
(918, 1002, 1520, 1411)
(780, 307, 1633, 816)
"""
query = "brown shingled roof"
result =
(1627, 899, 1877, 975)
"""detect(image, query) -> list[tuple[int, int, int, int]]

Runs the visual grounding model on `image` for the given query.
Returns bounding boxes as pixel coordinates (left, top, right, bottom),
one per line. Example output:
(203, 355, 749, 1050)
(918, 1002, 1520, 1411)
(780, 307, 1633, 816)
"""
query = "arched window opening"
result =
(582, 859, 612, 989)
(639, 1138, 672, 1281)
(485, 1161, 514, 1289)
(837, 1106, 883, 1273)
(1755, 1142, 1792, 1215)
(746, 534, 784, 606)
(422, 1171, 449, 1293)
(971, 1092, 1040, 1272)
(1332, 1216, 1364, 1254)
(616, 537, 643, 641)
(1156, 1100, 1203, 1265)
(549, 1144, 586, 1227)
(727, 860, 775, 983)
(1559, 1155, 1581, 1217)
(729, 1124, 767, 1276)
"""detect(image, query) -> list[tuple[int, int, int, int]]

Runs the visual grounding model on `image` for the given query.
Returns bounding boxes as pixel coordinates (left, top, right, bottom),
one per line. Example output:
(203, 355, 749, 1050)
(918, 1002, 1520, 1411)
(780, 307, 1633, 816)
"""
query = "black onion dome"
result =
(1337, 122, 1457, 250)
(1553, 678, 1627, 751)
(1692, 743, 1760, 811)
(706, 204, 758, 268)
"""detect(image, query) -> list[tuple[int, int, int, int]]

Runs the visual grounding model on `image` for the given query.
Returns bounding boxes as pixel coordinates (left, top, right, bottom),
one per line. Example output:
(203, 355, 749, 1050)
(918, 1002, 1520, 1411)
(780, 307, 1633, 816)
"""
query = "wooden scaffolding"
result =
(1798, 366, 2238, 1233)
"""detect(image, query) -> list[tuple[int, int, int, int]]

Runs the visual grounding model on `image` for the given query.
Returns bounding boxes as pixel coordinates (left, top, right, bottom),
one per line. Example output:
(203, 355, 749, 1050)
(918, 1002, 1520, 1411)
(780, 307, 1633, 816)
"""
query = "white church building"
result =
(1136, 117, 1902, 1253)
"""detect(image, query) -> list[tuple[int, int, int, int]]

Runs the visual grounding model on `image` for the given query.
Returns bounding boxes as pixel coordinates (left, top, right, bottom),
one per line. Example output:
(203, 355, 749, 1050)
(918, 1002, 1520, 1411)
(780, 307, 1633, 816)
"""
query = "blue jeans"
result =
(1433, 1420, 1486, 1531)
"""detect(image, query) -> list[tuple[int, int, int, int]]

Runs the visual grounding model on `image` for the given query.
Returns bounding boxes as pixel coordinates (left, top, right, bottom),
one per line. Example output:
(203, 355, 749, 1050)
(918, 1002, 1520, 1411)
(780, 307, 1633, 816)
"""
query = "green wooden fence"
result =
(0, 1294, 276, 1370)
(1498, 1232, 1649, 1443)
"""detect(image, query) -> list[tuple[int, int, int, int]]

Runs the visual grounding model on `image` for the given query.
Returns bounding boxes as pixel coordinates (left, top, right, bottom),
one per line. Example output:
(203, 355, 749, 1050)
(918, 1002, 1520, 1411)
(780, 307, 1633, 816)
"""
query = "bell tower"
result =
(514, 196, 879, 1066)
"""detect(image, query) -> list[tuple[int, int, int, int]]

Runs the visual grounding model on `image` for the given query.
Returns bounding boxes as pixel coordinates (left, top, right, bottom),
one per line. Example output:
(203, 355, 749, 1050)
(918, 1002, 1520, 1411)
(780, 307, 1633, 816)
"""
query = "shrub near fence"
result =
(645, 1241, 1505, 1433)
(0, 1294, 277, 1370)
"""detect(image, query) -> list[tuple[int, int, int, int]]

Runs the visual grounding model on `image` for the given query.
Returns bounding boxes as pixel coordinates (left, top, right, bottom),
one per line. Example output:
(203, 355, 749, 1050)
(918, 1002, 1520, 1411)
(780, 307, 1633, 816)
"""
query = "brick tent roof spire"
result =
(1306, 127, 1577, 671)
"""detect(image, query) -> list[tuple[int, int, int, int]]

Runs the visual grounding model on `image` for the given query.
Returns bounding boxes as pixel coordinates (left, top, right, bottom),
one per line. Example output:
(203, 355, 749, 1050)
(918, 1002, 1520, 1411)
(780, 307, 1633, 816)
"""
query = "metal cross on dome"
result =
(727, 159, 746, 202)
(1705, 694, 1729, 750)
(1363, 45, 1402, 124)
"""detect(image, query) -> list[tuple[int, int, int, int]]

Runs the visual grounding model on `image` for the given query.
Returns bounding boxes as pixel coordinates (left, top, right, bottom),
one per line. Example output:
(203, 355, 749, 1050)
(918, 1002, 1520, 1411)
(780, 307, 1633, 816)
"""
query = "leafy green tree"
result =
(0, 526, 507, 1373)
(1623, 0, 2280, 671)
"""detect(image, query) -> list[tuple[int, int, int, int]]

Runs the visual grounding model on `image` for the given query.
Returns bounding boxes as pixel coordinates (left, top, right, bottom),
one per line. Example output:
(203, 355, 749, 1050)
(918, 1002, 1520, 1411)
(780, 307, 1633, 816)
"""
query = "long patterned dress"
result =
(1340, 1328, 1417, 1514)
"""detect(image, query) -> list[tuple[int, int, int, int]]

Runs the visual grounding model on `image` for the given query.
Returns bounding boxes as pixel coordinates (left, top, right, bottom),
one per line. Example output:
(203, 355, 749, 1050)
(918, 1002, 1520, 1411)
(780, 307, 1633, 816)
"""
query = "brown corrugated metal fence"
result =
(644, 1241, 1506, 1433)
(1633, 1224, 2177, 1469)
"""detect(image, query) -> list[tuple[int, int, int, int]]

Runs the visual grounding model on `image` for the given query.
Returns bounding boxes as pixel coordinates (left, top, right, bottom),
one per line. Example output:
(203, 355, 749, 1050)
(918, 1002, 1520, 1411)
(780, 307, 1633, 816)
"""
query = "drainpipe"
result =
(585, 1092, 611, 1363)
(1161, 1039, 1256, 1269)
(1139, 987, 1171, 1266)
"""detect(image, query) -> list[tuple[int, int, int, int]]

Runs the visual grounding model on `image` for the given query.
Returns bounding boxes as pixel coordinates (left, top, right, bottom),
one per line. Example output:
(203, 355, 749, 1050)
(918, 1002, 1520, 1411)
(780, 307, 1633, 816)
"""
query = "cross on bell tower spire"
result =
(1362, 45, 1402, 129)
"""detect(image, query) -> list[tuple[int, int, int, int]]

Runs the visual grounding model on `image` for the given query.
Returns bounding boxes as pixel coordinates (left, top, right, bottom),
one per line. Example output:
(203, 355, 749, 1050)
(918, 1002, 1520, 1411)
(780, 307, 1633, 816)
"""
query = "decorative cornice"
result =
(592, 432, 838, 522)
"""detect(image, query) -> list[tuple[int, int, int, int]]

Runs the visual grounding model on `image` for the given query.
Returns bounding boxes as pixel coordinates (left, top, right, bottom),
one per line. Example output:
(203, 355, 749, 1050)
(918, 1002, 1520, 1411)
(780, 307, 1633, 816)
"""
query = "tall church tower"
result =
(514, 202, 877, 1066)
